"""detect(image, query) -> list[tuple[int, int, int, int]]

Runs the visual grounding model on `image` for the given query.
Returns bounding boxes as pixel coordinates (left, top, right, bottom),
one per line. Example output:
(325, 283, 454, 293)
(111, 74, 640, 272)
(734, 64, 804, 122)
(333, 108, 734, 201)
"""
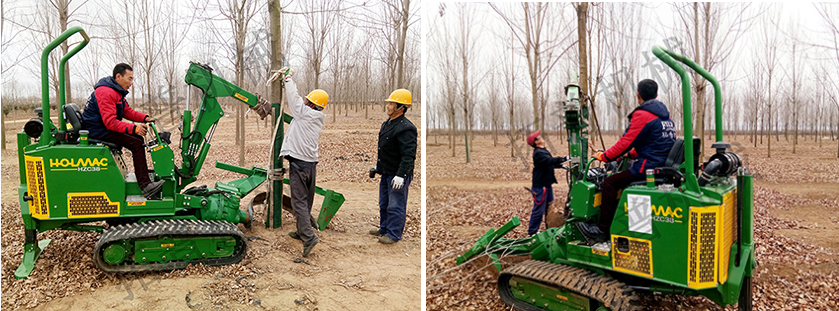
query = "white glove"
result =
(265, 67, 294, 86)
(279, 67, 294, 81)
(391, 176, 404, 189)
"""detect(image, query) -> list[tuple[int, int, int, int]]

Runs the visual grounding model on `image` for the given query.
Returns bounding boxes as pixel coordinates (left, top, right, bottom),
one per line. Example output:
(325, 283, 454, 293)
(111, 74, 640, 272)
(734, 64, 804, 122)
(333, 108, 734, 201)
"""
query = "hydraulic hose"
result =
(698, 159, 722, 186)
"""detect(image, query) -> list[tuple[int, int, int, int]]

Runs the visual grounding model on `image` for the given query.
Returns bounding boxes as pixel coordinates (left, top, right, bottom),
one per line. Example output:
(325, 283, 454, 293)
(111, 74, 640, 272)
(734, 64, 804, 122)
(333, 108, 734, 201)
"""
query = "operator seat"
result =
(627, 137, 701, 187)
(62, 103, 121, 152)
(63, 103, 84, 141)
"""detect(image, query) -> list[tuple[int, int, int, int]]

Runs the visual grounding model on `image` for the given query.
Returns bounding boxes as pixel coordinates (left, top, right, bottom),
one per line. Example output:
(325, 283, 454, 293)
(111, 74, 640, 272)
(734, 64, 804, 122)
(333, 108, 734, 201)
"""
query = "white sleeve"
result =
(284, 78, 305, 117)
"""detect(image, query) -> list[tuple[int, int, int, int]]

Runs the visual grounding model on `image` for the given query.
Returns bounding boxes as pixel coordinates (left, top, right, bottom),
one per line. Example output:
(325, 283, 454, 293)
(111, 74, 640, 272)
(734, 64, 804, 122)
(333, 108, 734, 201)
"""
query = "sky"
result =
(0, 0, 421, 103)
(424, 2, 839, 131)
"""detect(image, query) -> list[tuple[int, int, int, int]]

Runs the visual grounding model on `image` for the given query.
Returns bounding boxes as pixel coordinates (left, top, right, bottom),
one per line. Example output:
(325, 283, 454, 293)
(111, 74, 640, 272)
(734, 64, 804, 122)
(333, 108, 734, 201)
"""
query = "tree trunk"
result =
(59, 0, 71, 105)
(236, 4, 246, 167)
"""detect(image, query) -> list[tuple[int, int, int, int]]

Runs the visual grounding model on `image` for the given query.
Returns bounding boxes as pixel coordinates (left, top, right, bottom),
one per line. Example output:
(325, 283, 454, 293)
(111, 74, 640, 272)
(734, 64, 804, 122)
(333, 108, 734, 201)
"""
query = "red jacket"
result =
(81, 76, 147, 137)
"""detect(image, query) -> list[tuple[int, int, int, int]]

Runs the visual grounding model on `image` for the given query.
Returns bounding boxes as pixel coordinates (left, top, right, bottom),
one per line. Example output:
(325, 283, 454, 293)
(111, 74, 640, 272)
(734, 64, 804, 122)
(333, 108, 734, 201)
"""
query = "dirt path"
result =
(1, 107, 422, 310)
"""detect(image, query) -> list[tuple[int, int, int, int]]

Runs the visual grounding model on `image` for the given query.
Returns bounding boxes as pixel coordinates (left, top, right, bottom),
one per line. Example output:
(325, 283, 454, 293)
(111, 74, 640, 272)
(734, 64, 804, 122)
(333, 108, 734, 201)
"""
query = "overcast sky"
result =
(1, 0, 420, 103)
(425, 2, 839, 131)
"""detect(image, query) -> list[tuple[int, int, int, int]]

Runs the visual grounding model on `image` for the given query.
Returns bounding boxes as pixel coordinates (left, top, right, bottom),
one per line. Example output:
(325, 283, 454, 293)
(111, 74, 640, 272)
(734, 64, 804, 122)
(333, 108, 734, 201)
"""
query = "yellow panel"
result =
(67, 192, 120, 218)
(24, 155, 50, 219)
(594, 193, 602, 207)
(718, 190, 736, 283)
(688, 205, 719, 289)
(611, 235, 653, 278)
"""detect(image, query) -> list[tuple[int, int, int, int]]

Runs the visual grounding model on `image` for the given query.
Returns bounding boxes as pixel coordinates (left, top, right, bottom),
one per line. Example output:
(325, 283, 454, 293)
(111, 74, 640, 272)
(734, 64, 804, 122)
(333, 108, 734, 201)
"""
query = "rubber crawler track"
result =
(498, 260, 643, 311)
(93, 219, 247, 273)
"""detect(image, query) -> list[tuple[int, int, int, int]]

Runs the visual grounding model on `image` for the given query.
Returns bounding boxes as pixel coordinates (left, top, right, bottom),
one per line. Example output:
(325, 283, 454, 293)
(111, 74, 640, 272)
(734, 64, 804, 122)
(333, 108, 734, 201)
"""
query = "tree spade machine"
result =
(15, 27, 344, 279)
(456, 46, 755, 310)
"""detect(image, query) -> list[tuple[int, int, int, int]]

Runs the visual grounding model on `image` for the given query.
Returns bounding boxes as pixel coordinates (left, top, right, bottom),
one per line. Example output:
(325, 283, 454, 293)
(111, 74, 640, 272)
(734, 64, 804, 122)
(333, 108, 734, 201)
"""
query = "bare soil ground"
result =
(426, 132, 839, 311)
(1, 104, 422, 310)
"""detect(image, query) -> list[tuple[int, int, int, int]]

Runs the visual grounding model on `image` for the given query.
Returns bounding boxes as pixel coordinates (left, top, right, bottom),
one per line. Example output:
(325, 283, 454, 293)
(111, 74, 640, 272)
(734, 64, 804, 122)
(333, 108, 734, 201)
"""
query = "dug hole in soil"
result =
(426, 132, 839, 311)
(1, 104, 422, 310)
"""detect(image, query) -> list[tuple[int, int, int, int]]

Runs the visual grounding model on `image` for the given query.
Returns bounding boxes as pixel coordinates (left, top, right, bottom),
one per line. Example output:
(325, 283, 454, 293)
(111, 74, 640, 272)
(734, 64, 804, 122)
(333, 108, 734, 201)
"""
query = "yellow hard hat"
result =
(306, 89, 329, 108)
(386, 89, 412, 105)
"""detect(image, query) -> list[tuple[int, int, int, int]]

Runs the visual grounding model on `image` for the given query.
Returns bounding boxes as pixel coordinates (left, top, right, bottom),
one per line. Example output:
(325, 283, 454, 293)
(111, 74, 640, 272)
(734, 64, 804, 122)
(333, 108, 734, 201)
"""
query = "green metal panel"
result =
(25, 144, 124, 220)
(149, 124, 176, 178)
(133, 235, 237, 264)
(508, 276, 592, 311)
(569, 181, 598, 219)
(14, 237, 51, 279)
(215, 161, 267, 195)
(316, 190, 345, 230)
(565, 242, 612, 269)
(608, 184, 734, 287)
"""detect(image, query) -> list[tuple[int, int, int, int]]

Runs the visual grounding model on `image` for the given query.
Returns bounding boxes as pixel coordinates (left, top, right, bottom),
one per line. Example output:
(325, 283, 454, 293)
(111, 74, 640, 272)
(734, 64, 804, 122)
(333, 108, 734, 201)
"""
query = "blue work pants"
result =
(528, 186, 554, 236)
(377, 175, 412, 241)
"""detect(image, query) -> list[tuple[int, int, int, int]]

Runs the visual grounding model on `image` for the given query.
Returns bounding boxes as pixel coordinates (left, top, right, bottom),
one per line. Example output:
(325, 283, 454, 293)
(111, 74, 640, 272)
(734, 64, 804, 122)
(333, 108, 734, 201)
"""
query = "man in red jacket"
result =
(81, 63, 163, 199)
(576, 79, 676, 244)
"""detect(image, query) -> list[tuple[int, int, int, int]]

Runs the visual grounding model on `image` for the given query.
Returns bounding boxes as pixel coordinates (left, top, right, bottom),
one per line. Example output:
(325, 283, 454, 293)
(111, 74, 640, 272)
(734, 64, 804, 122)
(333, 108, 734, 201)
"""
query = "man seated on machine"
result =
(81, 63, 163, 199)
(576, 79, 676, 244)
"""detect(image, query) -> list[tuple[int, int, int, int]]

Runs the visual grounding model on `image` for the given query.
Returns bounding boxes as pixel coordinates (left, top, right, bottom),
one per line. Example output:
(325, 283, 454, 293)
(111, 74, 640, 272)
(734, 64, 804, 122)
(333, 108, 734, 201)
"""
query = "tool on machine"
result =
(457, 46, 756, 311)
(14, 27, 344, 279)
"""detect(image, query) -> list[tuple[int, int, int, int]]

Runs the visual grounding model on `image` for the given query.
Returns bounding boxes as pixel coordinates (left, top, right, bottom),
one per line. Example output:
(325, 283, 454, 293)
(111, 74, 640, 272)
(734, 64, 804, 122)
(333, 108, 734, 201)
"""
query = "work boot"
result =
(378, 235, 397, 244)
(575, 222, 609, 245)
(142, 180, 165, 199)
(302, 236, 319, 257)
(369, 229, 384, 236)
(288, 231, 302, 240)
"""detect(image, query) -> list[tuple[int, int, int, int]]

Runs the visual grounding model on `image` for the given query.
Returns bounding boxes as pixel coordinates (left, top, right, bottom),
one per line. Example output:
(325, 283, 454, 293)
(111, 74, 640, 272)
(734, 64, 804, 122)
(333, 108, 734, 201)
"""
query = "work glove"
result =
(279, 67, 294, 81)
(556, 156, 568, 163)
(594, 151, 606, 162)
(135, 123, 149, 137)
(265, 67, 294, 86)
(391, 176, 404, 189)
(144, 116, 157, 123)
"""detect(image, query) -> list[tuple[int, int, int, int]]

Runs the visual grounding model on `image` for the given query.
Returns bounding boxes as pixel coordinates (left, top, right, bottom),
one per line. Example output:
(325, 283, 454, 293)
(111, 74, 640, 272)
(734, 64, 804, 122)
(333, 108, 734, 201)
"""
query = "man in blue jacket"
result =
(527, 130, 567, 236)
(577, 79, 676, 244)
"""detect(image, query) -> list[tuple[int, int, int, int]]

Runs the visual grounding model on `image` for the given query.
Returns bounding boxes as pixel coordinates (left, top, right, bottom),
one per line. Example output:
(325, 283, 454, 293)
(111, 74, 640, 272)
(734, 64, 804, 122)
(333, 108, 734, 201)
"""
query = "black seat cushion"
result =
(63, 103, 84, 137)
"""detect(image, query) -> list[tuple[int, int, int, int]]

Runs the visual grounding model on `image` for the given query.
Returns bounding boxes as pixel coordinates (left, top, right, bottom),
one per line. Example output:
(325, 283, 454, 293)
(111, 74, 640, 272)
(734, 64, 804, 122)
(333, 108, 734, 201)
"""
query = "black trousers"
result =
(99, 131, 150, 188)
(288, 159, 318, 244)
(598, 170, 643, 232)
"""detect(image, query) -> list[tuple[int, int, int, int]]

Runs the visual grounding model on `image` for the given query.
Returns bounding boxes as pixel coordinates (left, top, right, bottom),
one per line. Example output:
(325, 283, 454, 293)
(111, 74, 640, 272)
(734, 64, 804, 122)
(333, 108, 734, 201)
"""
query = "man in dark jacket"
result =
(577, 79, 676, 243)
(81, 63, 163, 199)
(527, 130, 568, 236)
(369, 89, 417, 244)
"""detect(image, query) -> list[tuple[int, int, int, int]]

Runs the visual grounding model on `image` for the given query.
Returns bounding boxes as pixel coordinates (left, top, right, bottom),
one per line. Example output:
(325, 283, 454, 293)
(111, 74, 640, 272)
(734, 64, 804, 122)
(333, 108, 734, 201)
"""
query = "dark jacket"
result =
(81, 76, 147, 139)
(376, 115, 417, 177)
(532, 147, 566, 188)
(603, 99, 676, 177)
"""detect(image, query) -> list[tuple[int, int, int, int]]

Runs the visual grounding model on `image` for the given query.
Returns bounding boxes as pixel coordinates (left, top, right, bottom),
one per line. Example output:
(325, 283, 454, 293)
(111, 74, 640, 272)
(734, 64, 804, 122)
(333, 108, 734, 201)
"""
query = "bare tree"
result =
(213, 0, 263, 166)
(301, 0, 339, 89)
(815, 3, 839, 157)
(670, 2, 760, 158)
(137, 0, 164, 117)
(491, 2, 575, 132)
(756, 8, 780, 158)
(454, 3, 479, 161)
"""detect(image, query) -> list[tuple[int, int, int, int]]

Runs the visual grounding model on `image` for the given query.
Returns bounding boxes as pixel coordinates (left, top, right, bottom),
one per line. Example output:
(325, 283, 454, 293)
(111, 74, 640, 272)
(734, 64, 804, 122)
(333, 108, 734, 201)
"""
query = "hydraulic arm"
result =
(177, 62, 270, 189)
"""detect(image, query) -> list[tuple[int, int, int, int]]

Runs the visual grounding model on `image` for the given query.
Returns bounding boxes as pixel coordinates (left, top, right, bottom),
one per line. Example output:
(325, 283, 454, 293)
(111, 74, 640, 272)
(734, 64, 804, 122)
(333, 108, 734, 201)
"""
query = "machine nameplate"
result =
(627, 194, 652, 234)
